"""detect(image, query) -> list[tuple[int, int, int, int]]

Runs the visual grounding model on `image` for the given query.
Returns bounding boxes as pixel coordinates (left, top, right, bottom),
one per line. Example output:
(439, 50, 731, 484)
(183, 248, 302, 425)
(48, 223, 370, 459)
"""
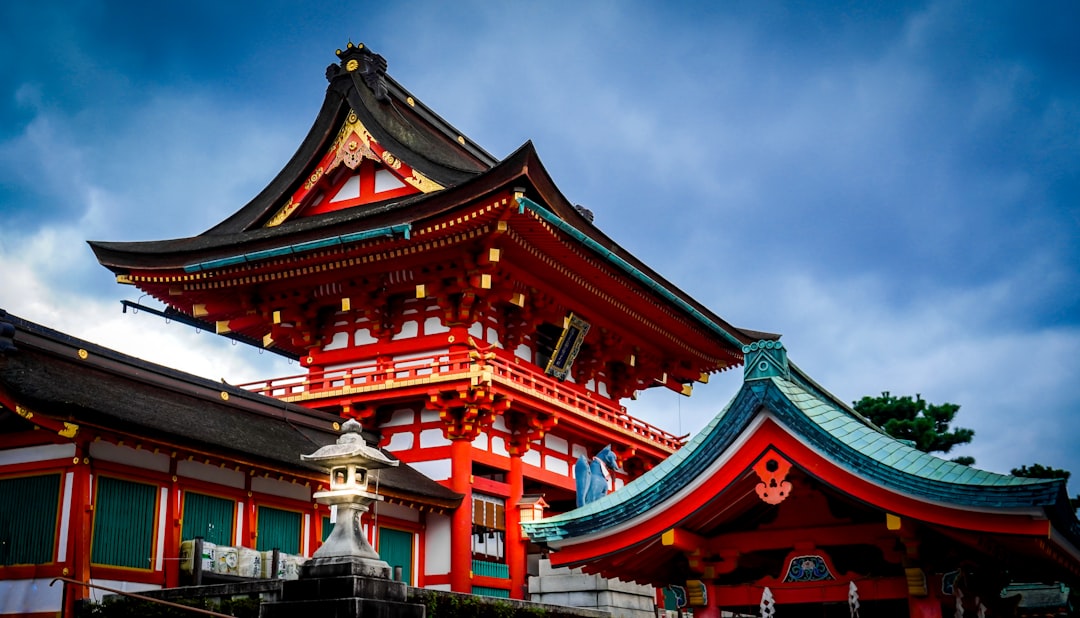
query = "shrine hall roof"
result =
(0, 309, 461, 510)
(522, 345, 1076, 544)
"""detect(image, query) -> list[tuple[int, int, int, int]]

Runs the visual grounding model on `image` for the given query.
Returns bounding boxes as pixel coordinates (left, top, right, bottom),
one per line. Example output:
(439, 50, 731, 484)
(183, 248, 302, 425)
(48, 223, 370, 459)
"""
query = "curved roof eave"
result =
(523, 375, 1073, 545)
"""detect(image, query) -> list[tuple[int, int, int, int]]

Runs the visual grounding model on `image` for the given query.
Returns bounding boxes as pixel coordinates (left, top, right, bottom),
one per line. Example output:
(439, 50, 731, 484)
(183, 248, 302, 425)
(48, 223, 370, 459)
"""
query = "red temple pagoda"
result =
(87, 43, 764, 601)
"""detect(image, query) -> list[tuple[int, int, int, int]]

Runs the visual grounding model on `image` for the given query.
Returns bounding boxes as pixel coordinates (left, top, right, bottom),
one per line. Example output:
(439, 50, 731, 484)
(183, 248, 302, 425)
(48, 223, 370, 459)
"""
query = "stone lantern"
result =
(301, 418, 398, 578)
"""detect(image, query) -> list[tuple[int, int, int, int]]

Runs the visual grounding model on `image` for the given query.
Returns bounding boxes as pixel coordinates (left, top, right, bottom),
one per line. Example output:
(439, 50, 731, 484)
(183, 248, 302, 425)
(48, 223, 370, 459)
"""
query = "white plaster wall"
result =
(250, 476, 311, 502)
(468, 322, 484, 339)
(545, 434, 569, 454)
(472, 432, 489, 450)
(409, 459, 451, 482)
(393, 320, 419, 340)
(544, 457, 569, 476)
(156, 488, 168, 570)
(89, 442, 170, 473)
(522, 449, 541, 467)
(0, 443, 75, 466)
(424, 316, 449, 334)
(383, 408, 417, 427)
(323, 331, 349, 351)
(0, 579, 64, 614)
(177, 459, 245, 488)
(514, 343, 532, 362)
(419, 429, 450, 448)
(420, 410, 441, 423)
(354, 328, 377, 345)
(385, 432, 414, 452)
(425, 513, 452, 575)
(88, 580, 161, 603)
(58, 472, 73, 562)
(490, 436, 508, 457)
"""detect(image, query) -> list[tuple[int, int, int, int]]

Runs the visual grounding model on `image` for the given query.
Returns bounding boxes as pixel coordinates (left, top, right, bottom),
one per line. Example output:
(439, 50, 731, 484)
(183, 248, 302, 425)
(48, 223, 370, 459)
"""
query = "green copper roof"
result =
(523, 346, 1067, 544)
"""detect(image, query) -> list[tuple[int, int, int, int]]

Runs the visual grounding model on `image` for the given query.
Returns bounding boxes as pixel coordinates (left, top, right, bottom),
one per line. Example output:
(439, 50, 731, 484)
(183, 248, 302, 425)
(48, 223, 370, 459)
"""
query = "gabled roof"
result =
(522, 341, 1080, 583)
(0, 309, 461, 510)
(87, 45, 772, 365)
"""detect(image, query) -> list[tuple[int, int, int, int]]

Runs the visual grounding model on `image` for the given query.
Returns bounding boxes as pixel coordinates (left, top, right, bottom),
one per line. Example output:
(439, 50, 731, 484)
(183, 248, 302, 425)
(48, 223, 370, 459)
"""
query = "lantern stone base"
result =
(302, 555, 393, 580)
(260, 570, 424, 618)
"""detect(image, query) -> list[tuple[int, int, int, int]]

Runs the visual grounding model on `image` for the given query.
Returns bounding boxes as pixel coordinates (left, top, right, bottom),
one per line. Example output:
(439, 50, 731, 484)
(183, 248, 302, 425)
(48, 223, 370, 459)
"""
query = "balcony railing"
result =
(237, 348, 685, 451)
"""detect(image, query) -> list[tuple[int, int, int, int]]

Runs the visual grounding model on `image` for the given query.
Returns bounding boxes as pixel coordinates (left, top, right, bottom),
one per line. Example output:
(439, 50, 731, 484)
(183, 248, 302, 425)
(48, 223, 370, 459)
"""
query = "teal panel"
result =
(0, 474, 61, 565)
(256, 506, 300, 554)
(91, 476, 157, 568)
(322, 515, 332, 542)
(378, 527, 413, 584)
(472, 585, 510, 598)
(181, 492, 234, 546)
(471, 559, 509, 579)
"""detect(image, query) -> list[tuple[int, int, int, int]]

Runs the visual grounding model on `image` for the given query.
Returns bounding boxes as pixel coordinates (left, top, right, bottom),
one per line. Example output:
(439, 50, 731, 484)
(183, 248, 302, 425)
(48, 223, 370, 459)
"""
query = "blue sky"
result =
(1, 1, 1078, 489)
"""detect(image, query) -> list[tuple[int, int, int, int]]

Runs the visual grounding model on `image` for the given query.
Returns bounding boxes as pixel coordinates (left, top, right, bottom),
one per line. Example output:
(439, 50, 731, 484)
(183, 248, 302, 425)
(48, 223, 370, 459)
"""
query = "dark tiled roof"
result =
(0, 310, 460, 507)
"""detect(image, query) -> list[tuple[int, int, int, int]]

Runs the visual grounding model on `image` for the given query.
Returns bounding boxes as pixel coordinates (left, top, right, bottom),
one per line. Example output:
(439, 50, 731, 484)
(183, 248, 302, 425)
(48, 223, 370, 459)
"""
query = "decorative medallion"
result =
(783, 555, 835, 582)
(753, 449, 793, 504)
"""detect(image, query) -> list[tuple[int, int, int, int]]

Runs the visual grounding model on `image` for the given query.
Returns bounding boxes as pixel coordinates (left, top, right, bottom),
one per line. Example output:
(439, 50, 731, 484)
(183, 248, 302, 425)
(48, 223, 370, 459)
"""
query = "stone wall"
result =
(529, 559, 658, 618)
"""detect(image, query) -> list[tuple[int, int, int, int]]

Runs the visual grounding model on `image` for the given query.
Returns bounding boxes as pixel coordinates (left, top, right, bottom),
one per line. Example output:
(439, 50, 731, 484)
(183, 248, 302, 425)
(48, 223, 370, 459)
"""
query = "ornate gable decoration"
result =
(265, 43, 448, 228)
(265, 111, 445, 227)
(743, 339, 789, 382)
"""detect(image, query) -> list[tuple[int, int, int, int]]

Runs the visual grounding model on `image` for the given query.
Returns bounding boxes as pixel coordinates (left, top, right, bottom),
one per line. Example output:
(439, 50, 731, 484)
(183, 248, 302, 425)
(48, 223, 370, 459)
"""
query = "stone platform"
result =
(260, 560, 424, 618)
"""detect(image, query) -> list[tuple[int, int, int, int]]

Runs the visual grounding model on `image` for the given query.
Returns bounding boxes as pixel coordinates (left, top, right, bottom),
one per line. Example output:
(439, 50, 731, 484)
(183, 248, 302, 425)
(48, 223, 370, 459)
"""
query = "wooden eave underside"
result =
(118, 194, 739, 373)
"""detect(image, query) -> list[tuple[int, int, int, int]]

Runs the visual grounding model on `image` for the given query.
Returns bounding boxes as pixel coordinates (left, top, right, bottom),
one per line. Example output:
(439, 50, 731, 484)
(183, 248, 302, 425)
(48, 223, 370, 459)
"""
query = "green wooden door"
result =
(0, 474, 61, 565)
(182, 492, 234, 546)
(91, 476, 157, 568)
(256, 506, 301, 554)
(378, 527, 413, 584)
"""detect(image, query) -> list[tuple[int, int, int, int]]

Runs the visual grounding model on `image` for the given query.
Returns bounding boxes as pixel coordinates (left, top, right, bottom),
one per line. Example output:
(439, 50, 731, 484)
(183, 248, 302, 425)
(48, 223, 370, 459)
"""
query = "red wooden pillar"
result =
(246, 475, 258, 548)
(506, 453, 525, 599)
(449, 437, 473, 593)
(64, 443, 93, 617)
(695, 583, 722, 618)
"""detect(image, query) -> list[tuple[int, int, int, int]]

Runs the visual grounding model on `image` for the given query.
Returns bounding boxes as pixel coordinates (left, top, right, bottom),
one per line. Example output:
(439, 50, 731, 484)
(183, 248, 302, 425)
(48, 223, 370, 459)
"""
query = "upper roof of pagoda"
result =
(522, 340, 1080, 584)
(88, 44, 769, 355)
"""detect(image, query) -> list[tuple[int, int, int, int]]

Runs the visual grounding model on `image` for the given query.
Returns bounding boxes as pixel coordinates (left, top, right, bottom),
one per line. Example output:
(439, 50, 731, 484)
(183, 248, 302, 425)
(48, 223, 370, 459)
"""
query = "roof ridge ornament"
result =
(743, 339, 788, 382)
(333, 42, 390, 102)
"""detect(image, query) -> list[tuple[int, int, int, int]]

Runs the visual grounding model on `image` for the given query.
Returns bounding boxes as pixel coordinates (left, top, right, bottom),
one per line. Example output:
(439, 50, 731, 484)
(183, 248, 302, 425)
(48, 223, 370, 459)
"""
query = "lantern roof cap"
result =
(301, 418, 398, 469)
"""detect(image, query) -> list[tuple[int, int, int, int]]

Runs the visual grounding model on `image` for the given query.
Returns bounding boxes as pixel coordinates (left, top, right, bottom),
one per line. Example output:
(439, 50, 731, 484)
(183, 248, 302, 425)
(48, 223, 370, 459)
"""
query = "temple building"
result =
(0, 309, 459, 617)
(81, 42, 763, 605)
(523, 341, 1080, 617)
(3, 42, 1076, 618)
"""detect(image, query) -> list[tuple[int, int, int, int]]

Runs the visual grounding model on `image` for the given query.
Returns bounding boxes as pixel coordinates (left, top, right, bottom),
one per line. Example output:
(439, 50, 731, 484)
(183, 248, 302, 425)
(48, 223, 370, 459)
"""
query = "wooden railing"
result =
(237, 349, 685, 451)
